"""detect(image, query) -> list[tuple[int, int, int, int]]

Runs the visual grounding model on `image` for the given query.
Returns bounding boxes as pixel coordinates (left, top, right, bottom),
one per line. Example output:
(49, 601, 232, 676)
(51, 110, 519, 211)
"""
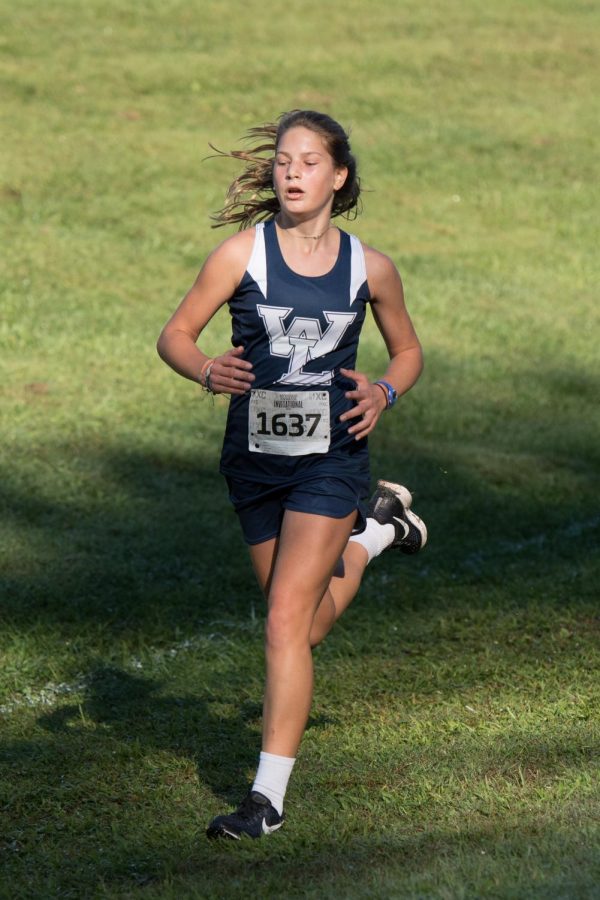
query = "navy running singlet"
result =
(219, 220, 372, 487)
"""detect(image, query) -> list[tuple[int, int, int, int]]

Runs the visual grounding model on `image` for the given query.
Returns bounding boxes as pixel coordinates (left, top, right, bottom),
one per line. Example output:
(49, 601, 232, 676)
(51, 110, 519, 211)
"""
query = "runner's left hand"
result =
(339, 367, 388, 440)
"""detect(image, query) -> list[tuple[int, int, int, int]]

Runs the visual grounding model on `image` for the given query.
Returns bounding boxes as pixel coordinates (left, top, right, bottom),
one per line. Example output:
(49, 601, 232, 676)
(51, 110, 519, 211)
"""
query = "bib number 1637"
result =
(256, 411, 322, 437)
(248, 389, 331, 456)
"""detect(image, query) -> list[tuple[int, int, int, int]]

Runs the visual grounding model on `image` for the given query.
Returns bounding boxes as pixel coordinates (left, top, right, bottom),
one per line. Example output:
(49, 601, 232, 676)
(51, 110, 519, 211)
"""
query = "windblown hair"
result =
(210, 110, 361, 229)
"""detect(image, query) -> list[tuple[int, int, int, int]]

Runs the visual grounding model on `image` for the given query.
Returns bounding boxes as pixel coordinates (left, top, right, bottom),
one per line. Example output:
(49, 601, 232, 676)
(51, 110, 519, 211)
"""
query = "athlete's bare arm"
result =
(365, 246, 423, 390)
(157, 230, 256, 395)
(339, 245, 423, 441)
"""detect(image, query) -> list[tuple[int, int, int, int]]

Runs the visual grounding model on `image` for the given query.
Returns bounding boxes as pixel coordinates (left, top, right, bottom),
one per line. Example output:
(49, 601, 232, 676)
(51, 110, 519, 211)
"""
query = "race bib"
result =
(248, 389, 330, 456)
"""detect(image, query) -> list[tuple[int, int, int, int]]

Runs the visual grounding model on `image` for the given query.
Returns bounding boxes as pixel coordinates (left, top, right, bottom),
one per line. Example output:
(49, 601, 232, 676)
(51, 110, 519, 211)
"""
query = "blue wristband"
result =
(374, 380, 398, 409)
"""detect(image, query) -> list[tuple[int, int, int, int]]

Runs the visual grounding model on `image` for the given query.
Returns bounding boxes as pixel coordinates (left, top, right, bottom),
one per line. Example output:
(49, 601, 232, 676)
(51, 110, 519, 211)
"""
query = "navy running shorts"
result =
(225, 475, 368, 545)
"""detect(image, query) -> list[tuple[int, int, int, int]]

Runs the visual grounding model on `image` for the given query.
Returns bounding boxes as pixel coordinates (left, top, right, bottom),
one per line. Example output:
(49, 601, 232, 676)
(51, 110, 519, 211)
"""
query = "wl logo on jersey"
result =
(257, 305, 357, 386)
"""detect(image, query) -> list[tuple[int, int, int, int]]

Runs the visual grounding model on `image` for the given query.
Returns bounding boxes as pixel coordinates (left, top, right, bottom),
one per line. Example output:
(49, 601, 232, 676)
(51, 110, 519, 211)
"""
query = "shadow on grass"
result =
(0, 452, 253, 634)
(35, 665, 261, 803)
(2, 375, 600, 640)
(23, 665, 333, 804)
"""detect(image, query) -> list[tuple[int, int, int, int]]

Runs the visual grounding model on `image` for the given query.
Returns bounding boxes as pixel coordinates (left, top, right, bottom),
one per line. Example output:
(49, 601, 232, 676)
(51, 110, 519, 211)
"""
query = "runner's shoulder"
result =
(359, 242, 403, 294)
(207, 228, 256, 267)
(198, 227, 257, 290)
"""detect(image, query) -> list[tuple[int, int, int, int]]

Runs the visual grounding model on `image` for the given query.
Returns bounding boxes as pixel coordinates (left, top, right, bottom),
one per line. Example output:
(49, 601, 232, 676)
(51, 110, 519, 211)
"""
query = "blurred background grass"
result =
(1, 0, 599, 897)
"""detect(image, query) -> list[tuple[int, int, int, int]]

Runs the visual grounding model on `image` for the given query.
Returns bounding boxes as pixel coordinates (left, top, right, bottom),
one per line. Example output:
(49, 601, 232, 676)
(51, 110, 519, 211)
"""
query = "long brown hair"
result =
(210, 110, 361, 229)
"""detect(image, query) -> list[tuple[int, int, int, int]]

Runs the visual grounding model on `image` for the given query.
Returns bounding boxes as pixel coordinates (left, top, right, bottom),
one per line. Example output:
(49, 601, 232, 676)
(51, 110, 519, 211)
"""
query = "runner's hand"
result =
(339, 367, 387, 440)
(208, 346, 254, 395)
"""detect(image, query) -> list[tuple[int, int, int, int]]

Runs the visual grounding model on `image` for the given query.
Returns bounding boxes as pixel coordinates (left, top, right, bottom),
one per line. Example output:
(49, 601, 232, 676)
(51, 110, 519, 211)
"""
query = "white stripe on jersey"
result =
(247, 222, 268, 300)
(349, 234, 367, 305)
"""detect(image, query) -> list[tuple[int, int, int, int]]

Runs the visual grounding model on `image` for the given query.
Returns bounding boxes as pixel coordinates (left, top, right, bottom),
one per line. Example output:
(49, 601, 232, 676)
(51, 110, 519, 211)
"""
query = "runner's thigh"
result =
(268, 510, 356, 609)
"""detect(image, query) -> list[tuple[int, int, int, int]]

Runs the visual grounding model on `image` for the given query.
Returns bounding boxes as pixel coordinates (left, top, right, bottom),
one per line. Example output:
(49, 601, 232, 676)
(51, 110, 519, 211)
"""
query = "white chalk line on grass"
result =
(0, 676, 90, 716)
(0, 621, 258, 716)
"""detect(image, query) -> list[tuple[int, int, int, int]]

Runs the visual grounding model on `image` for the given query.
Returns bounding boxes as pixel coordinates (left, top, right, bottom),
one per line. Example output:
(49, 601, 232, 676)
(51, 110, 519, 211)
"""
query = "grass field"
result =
(1, 0, 599, 897)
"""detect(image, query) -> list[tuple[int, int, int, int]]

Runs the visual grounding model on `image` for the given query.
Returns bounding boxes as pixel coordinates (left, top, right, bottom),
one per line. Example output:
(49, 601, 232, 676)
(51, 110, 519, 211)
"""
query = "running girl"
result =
(157, 109, 426, 839)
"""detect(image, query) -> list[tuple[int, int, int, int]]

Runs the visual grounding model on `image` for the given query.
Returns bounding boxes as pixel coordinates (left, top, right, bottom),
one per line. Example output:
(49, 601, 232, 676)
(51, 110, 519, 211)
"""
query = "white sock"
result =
(348, 517, 398, 564)
(252, 751, 296, 815)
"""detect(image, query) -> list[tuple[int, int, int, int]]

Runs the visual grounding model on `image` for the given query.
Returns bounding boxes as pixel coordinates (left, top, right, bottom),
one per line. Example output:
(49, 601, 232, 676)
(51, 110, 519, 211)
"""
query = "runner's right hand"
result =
(207, 346, 255, 395)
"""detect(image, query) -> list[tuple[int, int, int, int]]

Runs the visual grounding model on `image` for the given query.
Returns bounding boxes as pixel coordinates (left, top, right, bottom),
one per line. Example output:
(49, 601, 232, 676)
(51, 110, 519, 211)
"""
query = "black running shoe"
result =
(206, 790, 284, 840)
(368, 479, 427, 555)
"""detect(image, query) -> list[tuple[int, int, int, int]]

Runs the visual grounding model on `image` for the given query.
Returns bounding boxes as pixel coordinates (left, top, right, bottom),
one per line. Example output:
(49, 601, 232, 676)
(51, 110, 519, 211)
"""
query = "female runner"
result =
(157, 109, 426, 839)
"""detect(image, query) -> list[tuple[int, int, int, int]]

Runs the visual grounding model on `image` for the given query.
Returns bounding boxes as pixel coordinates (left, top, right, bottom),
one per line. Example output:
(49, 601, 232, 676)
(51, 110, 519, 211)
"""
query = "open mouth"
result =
(286, 187, 304, 199)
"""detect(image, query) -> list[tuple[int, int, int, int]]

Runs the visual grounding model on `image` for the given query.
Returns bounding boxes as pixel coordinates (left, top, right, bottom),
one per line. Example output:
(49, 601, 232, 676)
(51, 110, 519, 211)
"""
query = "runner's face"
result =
(273, 126, 347, 219)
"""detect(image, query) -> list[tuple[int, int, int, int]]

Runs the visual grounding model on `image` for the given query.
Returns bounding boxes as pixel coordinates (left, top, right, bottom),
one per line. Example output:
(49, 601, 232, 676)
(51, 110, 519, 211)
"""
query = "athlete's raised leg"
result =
(307, 541, 369, 646)
(308, 479, 427, 645)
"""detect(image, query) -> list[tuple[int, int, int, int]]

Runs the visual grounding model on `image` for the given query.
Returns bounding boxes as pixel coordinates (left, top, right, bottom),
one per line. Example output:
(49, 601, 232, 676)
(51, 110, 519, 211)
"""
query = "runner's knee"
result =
(265, 596, 312, 649)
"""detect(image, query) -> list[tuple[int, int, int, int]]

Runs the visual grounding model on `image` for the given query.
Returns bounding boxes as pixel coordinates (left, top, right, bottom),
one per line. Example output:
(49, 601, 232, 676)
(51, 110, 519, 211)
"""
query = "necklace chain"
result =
(298, 227, 331, 240)
(276, 219, 331, 240)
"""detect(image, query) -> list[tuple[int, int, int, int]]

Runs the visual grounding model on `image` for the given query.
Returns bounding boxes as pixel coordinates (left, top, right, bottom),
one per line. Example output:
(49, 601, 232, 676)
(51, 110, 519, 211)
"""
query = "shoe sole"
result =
(206, 825, 241, 840)
(402, 507, 428, 552)
(206, 820, 284, 840)
(377, 479, 413, 510)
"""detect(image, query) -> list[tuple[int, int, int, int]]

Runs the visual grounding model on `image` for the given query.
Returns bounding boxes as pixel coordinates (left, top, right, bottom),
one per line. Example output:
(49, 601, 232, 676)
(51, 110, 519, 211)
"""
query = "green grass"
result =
(1, 0, 599, 896)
